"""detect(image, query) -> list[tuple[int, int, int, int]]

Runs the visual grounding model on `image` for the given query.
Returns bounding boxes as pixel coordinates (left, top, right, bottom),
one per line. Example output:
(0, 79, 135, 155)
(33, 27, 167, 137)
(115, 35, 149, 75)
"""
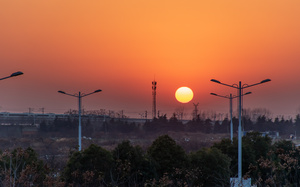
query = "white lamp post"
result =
(211, 78, 271, 184)
(210, 92, 251, 142)
(58, 89, 102, 151)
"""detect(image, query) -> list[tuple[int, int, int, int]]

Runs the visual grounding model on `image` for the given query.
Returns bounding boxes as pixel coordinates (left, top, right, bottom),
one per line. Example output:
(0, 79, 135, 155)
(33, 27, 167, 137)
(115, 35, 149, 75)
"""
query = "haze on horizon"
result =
(1, 0, 300, 119)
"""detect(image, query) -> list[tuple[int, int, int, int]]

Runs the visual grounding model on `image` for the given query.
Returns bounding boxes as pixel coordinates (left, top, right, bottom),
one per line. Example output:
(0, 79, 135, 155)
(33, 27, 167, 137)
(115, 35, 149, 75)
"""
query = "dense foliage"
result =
(39, 113, 300, 139)
(5, 111, 300, 186)
(1, 133, 300, 186)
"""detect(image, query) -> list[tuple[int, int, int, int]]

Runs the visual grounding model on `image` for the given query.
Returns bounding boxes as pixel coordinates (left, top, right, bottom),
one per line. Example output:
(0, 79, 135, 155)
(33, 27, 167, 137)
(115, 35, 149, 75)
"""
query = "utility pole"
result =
(152, 79, 157, 118)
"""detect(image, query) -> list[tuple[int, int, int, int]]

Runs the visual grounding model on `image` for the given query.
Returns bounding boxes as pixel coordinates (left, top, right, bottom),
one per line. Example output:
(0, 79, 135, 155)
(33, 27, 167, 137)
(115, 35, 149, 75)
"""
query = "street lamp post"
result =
(211, 78, 271, 185)
(210, 92, 251, 142)
(58, 89, 102, 151)
(0, 71, 23, 81)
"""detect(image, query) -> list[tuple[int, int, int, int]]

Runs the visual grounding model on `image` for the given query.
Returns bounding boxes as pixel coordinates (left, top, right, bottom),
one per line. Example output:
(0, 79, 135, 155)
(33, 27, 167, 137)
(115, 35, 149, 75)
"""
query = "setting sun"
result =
(175, 87, 194, 103)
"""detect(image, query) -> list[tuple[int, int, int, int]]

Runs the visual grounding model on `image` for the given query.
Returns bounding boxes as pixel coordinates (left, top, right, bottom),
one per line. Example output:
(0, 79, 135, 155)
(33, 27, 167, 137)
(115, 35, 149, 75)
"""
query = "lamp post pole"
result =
(211, 78, 271, 184)
(238, 81, 242, 180)
(78, 92, 82, 151)
(210, 92, 251, 142)
(58, 89, 102, 151)
(230, 94, 233, 141)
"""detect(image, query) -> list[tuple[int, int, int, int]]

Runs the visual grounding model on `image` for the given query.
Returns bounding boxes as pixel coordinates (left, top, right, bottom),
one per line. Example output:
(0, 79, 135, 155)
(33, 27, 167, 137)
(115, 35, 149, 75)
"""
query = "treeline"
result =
(1, 133, 300, 186)
(39, 113, 300, 137)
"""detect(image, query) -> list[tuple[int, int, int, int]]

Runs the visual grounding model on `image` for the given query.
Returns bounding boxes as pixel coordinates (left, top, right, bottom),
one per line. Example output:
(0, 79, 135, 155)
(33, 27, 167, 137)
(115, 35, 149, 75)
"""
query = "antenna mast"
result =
(152, 79, 157, 118)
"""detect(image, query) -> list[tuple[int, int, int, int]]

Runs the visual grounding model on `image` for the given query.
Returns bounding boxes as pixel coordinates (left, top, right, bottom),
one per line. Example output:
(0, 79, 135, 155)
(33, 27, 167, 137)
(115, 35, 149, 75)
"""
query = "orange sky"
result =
(1, 0, 300, 119)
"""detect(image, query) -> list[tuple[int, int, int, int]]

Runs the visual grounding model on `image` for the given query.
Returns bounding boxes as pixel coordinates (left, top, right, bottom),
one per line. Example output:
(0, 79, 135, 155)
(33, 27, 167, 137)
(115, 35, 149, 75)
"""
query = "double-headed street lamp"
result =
(58, 89, 102, 151)
(211, 78, 271, 184)
(210, 91, 251, 142)
(0, 71, 23, 81)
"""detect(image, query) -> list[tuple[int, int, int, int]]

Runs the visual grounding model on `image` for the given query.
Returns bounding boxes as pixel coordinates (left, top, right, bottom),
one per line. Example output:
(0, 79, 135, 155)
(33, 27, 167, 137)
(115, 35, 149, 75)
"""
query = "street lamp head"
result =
(94, 89, 102, 93)
(260, 79, 271, 84)
(210, 93, 218, 96)
(211, 79, 221, 84)
(58, 90, 66, 94)
(10, 71, 23, 77)
(244, 92, 252, 95)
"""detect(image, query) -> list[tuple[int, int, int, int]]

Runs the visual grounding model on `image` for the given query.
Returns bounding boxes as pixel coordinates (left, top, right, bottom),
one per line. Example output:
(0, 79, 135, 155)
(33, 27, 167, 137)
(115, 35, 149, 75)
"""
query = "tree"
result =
(0, 147, 48, 186)
(214, 120, 227, 134)
(213, 135, 260, 177)
(147, 135, 188, 179)
(111, 140, 155, 186)
(202, 119, 212, 133)
(62, 144, 113, 186)
(212, 138, 238, 176)
(247, 140, 300, 186)
(185, 116, 204, 132)
(189, 147, 231, 186)
(243, 131, 272, 161)
(220, 118, 230, 134)
(168, 113, 184, 131)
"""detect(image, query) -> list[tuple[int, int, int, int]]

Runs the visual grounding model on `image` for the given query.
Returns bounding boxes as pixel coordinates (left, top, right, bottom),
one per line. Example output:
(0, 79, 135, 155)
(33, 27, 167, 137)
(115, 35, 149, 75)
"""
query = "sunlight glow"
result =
(175, 87, 194, 103)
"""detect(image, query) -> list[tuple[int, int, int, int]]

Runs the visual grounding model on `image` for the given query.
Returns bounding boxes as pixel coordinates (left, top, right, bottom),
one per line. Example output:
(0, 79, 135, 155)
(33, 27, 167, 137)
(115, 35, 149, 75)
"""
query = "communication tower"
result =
(152, 79, 157, 118)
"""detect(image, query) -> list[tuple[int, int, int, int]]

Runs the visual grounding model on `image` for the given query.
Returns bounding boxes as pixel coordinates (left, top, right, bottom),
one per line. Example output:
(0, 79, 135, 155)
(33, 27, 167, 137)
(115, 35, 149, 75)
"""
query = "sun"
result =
(175, 87, 194, 103)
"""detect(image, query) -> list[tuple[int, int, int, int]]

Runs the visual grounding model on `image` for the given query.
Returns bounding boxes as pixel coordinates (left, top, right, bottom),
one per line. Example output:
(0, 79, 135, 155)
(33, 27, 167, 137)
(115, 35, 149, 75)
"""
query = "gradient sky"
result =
(1, 0, 300, 119)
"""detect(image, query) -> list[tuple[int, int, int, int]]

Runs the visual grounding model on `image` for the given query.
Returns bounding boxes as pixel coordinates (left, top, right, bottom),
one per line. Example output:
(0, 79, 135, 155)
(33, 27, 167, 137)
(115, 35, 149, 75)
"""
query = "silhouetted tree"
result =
(203, 119, 212, 133)
(147, 135, 188, 179)
(0, 147, 49, 186)
(213, 132, 271, 178)
(189, 147, 231, 186)
(247, 140, 300, 186)
(62, 144, 113, 186)
(111, 140, 155, 186)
